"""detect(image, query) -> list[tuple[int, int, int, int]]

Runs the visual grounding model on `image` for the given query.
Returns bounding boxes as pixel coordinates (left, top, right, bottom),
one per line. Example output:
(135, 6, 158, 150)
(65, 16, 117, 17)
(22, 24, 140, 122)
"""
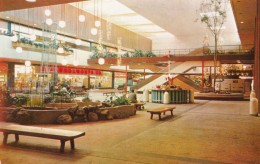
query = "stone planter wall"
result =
(99, 105, 136, 119)
(28, 109, 68, 124)
(2, 104, 136, 125)
(76, 102, 102, 107)
(45, 103, 77, 108)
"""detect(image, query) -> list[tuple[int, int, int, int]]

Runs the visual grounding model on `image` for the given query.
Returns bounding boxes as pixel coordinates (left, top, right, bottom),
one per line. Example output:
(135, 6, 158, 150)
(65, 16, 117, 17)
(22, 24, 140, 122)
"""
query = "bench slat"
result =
(147, 106, 175, 120)
(147, 106, 176, 113)
(0, 124, 85, 140)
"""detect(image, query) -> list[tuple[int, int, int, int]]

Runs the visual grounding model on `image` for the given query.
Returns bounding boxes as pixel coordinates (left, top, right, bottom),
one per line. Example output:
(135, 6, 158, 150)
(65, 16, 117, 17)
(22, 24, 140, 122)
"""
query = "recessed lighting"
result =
(26, 0, 36, 2)
(240, 21, 244, 24)
(33, 23, 37, 26)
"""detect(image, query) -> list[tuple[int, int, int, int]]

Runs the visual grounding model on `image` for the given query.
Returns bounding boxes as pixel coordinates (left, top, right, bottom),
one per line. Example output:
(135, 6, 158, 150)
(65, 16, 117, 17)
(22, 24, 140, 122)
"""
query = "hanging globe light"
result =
(61, 58, 68, 65)
(95, 20, 101, 27)
(75, 39, 82, 46)
(30, 34, 36, 41)
(73, 60, 79, 66)
(26, 0, 37, 2)
(79, 15, 85, 22)
(46, 18, 53, 25)
(98, 57, 105, 65)
(11, 34, 18, 42)
(58, 20, 66, 28)
(57, 46, 64, 53)
(16, 47, 23, 53)
(44, 9, 51, 16)
(25, 60, 31, 67)
(91, 27, 98, 35)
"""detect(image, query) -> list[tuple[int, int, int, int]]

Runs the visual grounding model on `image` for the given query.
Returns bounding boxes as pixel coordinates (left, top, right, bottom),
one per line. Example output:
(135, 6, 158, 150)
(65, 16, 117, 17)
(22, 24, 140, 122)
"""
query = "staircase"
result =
(132, 74, 161, 90)
(173, 75, 202, 92)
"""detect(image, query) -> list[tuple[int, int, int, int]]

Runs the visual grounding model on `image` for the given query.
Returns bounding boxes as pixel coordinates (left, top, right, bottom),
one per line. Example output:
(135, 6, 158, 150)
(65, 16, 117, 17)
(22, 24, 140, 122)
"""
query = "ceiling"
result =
(72, 0, 246, 50)
(230, 0, 257, 46)
(72, 0, 173, 40)
(0, 0, 85, 11)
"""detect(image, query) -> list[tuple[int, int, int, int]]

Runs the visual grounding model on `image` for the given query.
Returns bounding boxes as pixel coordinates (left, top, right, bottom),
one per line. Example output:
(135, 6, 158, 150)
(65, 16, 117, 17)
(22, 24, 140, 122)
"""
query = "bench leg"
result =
(60, 140, 65, 153)
(70, 139, 75, 150)
(3, 133, 8, 145)
(163, 112, 166, 115)
(158, 114, 161, 120)
(171, 110, 173, 116)
(15, 134, 19, 142)
(150, 113, 153, 119)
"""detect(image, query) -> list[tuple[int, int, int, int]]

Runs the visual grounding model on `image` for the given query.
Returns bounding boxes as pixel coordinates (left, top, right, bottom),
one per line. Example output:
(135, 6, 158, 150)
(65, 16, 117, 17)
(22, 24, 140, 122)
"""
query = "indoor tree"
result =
(200, 0, 228, 92)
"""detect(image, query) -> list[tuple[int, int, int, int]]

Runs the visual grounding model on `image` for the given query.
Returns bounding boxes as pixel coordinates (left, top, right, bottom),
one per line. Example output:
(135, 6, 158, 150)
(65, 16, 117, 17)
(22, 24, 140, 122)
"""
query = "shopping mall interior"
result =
(0, 0, 260, 163)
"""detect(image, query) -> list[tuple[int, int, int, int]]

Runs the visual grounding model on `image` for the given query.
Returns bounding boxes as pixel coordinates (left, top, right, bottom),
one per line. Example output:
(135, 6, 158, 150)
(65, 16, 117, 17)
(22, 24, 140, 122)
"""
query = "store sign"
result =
(115, 72, 126, 78)
(41, 66, 102, 75)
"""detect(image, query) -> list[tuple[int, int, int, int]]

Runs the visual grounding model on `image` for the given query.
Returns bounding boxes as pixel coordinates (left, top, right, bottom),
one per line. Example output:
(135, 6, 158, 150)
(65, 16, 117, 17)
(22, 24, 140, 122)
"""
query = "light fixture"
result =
(61, 58, 68, 65)
(30, 34, 36, 41)
(95, 20, 101, 27)
(57, 46, 64, 53)
(91, 28, 98, 35)
(240, 21, 244, 24)
(26, 0, 36, 2)
(58, 5, 66, 28)
(73, 60, 79, 66)
(16, 47, 23, 53)
(44, 9, 51, 16)
(79, 15, 85, 22)
(25, 60, 31, 67)
(58, 20, 66, 28)
(11, 34, 18, 42)
(98, 57, 105, 65)
(75, 39, 82, 45)
(46, 18, 53, 25)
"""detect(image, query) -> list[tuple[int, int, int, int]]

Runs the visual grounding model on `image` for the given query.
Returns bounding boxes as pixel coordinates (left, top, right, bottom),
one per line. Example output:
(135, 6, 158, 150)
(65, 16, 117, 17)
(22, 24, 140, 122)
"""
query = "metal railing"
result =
(152, 44, 254, 57)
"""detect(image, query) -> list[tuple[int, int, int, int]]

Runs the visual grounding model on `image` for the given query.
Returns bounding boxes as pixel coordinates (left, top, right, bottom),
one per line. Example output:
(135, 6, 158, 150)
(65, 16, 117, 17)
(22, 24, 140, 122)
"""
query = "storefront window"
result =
(57, 74, 88, 89)
(114, 72, 126, 89)
(90, 71, 112, 89)
(14, 65, 53, 93)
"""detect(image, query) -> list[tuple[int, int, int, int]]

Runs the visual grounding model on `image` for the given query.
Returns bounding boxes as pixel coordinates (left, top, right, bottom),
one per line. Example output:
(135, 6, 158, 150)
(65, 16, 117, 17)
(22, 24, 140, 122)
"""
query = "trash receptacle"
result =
(163, 91, 169, 104)
(249, 97, 258, 116)
(143, 89, 149, 102)
(189, 90, 194, 103)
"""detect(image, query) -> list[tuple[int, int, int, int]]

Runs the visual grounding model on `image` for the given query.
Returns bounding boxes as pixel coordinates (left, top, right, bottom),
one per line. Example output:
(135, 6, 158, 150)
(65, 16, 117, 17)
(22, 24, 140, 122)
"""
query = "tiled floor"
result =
(1, 99, 260, 163)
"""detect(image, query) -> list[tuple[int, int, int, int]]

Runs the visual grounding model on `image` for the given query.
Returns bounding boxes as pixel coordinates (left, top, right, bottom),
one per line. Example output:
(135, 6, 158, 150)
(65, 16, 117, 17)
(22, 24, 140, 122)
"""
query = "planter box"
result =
(99, 105, 136, 119)
(45, 103, 77, 108)
(28, 108, 68, 124)
(77, 101, 102, 107)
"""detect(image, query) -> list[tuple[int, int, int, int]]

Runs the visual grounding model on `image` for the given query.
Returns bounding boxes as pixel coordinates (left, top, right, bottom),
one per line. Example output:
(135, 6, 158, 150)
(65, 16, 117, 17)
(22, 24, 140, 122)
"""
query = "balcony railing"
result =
(152, 44, 254, 57)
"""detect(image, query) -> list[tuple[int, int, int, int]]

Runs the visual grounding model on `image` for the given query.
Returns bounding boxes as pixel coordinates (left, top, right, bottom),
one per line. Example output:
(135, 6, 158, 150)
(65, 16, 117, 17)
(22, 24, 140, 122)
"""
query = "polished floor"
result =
(0, 100, 260, 164)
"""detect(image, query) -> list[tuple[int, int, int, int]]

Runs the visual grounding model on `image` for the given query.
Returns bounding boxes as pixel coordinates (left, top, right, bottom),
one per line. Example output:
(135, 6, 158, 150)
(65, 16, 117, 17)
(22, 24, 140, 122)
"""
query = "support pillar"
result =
(202, 59, 204, 92)
(255, 0, 260, 112)
(125, 64, 128, 92)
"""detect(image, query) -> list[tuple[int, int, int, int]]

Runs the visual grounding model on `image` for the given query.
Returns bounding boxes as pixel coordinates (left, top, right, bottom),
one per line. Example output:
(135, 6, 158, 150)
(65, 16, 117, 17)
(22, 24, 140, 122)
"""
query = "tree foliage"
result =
(200, 0, 228, 38)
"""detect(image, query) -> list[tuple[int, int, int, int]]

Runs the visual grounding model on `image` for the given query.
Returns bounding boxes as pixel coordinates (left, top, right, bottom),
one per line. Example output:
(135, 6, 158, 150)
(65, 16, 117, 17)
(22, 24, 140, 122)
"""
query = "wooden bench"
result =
(147, 106, 176, 120)
(0, 124, 85, 153)
(132, 102, 145, 110)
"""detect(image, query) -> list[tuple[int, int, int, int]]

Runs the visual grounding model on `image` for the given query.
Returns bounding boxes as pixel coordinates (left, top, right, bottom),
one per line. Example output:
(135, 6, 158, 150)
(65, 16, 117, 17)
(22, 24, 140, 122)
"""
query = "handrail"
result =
(152, 44, 254, 57)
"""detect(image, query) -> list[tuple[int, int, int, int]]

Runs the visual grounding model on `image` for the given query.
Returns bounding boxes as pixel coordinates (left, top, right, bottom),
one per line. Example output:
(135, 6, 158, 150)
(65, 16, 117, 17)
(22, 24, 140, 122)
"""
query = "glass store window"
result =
(14, 65, 53, 93)
(89, 71, 112, 89)
(114, 72, 126, 89)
